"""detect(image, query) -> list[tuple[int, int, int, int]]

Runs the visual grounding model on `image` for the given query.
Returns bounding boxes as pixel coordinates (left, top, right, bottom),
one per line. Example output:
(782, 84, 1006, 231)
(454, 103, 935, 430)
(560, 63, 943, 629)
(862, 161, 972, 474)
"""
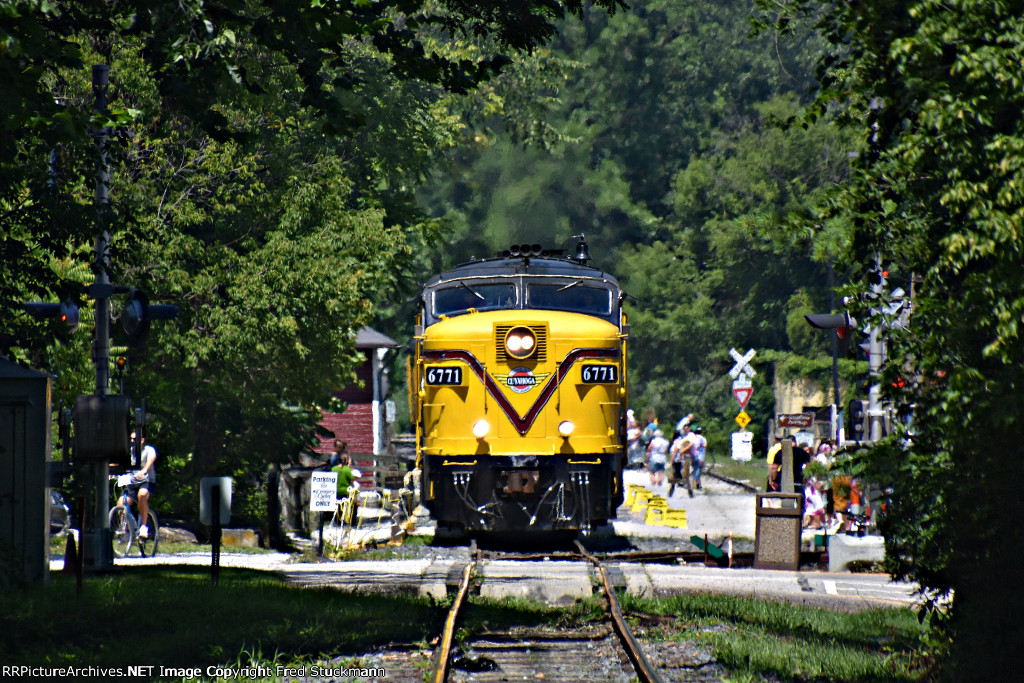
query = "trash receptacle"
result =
(754, 492, 803, 571)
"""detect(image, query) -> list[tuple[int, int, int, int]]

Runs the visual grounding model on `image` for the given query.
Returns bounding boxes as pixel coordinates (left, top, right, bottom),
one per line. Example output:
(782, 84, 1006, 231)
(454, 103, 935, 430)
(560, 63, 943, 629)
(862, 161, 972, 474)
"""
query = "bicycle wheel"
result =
(136, 510, 159, 557)
(109, 506, 135, 558)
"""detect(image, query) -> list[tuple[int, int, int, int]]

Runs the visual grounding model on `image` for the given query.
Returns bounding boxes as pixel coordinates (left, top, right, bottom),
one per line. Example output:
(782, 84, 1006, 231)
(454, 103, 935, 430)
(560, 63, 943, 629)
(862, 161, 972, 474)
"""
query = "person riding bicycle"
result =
(116, 431, 157, 539)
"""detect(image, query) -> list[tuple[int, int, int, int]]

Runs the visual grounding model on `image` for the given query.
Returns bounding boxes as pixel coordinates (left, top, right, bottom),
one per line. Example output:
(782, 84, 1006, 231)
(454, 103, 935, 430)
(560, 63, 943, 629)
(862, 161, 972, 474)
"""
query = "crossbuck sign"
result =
(728, 348, 757, 379)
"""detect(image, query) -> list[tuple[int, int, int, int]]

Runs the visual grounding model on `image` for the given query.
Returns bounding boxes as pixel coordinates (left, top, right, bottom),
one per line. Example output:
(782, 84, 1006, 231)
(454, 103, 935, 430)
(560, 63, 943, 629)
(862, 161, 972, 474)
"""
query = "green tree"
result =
(620, 94, 855, 447)
(411, 2, 853, 457)
(1, 0, 625, 527)
(756, 0, 1024, 675)
(556, 0, 826, 212)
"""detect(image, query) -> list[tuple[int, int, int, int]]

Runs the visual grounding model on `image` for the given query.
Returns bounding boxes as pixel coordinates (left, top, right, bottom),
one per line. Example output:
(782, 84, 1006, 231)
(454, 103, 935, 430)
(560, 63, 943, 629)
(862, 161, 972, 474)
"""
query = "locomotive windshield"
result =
(527, 282, 611, 316)
(424, 256, 622, 326)
(434, 282, 516, 317)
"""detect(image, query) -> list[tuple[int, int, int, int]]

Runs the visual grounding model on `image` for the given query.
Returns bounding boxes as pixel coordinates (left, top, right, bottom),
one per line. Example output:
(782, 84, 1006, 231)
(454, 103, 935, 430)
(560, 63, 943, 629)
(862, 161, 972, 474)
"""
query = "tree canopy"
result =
(413, 0, 854, 453)
(0, 0, 623, 519)
(756, 0, 1024, 675)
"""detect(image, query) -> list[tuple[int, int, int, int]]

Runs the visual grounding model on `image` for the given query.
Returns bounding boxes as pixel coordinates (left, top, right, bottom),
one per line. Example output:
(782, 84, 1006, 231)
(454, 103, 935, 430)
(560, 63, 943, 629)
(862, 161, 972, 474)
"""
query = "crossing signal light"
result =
(867, 267, 888, 286)
(804, 311, 855, 355)
(24, 299, 80, 333)
(804, 311, 852, 330)
(122, 288, 178, 344)
(847, 399, 868, 442)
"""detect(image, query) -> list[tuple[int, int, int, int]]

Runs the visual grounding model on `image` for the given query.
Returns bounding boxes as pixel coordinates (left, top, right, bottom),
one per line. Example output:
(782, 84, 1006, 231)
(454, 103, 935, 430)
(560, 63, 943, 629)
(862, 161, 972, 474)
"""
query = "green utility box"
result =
(0, 358, 52, 585)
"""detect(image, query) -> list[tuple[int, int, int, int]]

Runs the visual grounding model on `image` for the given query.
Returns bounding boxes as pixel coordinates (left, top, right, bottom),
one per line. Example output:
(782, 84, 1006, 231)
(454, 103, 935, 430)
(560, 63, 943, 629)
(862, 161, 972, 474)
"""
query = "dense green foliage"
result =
(0, 0, 622, 521)
(755, 0, 1024, 676)
(414, 1, 860, 453)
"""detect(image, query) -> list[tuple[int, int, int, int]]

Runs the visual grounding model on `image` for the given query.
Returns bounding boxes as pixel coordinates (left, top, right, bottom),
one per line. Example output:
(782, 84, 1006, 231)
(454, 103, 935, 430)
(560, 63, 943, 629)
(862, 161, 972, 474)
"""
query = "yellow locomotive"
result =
(408, 239, 628, 535)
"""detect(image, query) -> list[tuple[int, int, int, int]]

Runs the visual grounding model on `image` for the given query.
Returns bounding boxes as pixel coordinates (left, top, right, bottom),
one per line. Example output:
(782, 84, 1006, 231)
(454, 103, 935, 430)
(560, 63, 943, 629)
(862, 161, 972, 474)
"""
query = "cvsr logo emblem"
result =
(505, 367, 537, 393)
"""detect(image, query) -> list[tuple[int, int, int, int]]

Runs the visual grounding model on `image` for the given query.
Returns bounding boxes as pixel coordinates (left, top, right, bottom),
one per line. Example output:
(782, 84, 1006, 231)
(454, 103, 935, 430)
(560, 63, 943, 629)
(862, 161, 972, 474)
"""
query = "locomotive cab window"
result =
(528, 283, 612, 317)
(434, 282, 516, 317)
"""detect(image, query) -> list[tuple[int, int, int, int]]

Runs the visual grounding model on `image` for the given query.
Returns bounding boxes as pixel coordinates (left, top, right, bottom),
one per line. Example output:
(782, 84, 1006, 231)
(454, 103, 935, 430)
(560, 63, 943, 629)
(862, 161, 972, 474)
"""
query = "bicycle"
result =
(109, 474, 160, 558)
(667, 455, 693, 498)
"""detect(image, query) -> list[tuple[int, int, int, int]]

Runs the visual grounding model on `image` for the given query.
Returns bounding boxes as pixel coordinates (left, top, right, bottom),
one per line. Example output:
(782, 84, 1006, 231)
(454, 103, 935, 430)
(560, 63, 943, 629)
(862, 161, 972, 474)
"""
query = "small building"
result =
(313, 327, 398, 484)
(771, 371, 851, 447)
(279, 327, 399, 532)
(0, 357, 52, 585)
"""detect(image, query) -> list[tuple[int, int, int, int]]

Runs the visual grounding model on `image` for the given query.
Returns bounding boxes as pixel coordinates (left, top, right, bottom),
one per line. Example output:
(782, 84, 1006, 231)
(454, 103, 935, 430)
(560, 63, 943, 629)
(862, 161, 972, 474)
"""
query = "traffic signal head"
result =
(847, 398, 869, 442)
(73, 393, 132, 467)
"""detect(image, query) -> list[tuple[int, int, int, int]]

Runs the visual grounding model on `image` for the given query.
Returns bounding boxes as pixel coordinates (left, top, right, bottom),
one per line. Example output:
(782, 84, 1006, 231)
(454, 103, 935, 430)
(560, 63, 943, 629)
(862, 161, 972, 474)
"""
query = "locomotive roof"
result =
(426, 255, 620, 288)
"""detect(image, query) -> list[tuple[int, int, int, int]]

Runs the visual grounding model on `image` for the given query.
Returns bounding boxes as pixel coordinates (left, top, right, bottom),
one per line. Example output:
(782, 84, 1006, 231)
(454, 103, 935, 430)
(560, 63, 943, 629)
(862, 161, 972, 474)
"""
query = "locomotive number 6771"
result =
(408, 238, 629, 537)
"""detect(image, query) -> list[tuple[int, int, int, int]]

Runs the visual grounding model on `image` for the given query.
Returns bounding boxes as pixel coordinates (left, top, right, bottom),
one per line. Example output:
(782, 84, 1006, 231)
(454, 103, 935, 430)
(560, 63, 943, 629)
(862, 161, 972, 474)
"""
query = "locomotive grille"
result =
(495, 324, 547, 363)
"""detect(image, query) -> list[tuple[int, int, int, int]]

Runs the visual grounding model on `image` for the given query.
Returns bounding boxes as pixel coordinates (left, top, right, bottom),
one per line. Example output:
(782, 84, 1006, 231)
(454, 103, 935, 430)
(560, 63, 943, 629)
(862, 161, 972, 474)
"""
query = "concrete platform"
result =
(478, 559, 593, 605)
(828, 533, 886, 572)
(617, 469, 757, 540)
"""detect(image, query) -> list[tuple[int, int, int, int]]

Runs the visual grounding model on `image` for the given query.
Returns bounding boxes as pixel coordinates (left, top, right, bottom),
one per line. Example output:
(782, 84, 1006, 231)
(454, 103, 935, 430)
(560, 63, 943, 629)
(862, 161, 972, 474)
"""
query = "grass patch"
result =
(49, 536, 277, 559)
(621, 592, 930, 681)
(707, 456, 767, 488)
(8, 561, 931, 682)
(327, 533, 434, 561)
(1, 566, 442, 679)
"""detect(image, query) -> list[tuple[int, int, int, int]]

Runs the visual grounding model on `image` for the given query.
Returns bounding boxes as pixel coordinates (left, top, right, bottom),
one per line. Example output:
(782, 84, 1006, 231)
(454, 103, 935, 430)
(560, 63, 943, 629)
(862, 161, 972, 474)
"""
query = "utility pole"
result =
(828, 259, 843, 443)
(82, 64, 114, 568)
(867, 255, 886, 444)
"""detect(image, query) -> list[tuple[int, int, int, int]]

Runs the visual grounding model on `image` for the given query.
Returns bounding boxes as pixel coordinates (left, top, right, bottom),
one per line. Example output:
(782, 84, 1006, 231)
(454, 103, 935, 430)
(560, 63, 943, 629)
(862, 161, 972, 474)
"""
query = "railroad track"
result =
(431, 541, 665, 683)
(703, 465, 759, 492)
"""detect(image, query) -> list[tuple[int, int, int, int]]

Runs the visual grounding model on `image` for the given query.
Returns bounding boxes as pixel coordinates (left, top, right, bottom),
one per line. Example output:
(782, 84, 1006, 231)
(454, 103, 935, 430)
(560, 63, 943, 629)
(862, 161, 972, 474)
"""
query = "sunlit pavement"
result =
(48, 469, 921, 609)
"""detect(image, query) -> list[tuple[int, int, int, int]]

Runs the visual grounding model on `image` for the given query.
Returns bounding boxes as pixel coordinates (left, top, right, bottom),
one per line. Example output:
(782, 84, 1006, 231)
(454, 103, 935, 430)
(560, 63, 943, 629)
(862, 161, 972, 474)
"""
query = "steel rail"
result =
(575, 540, 665, 683)
(433, 554, 476, 683)
(705, 467, 759, 492)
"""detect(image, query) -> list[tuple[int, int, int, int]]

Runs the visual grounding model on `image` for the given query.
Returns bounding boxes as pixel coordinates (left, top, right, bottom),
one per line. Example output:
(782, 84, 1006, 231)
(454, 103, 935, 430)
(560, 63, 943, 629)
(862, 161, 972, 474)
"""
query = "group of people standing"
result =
(626, 409, 707, 497)
(766, 436, 866, 533)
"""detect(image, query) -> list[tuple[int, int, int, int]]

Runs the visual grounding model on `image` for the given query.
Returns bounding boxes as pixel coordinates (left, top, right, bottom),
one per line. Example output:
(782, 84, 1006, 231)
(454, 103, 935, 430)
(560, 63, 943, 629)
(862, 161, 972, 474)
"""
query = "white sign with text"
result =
(310, 471, 339, 511)
(731, 430, 753, 462)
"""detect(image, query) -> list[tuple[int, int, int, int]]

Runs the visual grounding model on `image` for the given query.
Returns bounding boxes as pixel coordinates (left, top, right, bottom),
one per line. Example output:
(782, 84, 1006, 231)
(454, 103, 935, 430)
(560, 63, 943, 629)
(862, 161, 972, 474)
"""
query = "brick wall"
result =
(315, 403, 377, 488)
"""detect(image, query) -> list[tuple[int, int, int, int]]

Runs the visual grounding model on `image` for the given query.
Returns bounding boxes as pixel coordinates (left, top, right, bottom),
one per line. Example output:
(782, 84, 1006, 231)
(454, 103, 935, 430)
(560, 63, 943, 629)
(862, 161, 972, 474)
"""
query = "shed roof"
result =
(354, 326, 398, 349)
(0, 356, 50, 380)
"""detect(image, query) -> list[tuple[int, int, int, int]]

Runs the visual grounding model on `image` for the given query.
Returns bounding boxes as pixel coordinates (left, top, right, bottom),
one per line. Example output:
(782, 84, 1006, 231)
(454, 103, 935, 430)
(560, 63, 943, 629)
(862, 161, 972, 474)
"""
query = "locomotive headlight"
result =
(558, 420, 575, 437)
(473, 419, 490, 438)
(504, 326, 537, 359)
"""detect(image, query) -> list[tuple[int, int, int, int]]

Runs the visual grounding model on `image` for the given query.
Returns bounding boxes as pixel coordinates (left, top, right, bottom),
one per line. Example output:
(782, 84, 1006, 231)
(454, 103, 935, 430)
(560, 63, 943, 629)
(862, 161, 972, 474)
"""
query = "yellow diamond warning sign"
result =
(735, 411, 751, 429)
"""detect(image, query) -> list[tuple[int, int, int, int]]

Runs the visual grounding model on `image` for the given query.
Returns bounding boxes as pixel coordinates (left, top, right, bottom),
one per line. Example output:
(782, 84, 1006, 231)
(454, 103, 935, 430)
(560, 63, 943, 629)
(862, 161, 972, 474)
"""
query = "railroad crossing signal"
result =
(24, 299, 80, 334)
(121, 288, 179, 344)
(735, 411, 751, 429)
(728, 348, 756, 379)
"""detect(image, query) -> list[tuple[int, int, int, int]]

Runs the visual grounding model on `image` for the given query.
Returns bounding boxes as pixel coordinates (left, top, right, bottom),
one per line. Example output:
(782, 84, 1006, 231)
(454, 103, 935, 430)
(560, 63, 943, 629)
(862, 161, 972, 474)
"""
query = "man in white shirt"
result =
(123, 431, 157, 538)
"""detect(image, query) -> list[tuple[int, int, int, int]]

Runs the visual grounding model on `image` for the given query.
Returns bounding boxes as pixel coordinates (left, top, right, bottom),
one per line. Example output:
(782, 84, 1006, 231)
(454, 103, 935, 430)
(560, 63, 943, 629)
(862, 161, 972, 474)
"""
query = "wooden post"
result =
(780, 440, 794, 494)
